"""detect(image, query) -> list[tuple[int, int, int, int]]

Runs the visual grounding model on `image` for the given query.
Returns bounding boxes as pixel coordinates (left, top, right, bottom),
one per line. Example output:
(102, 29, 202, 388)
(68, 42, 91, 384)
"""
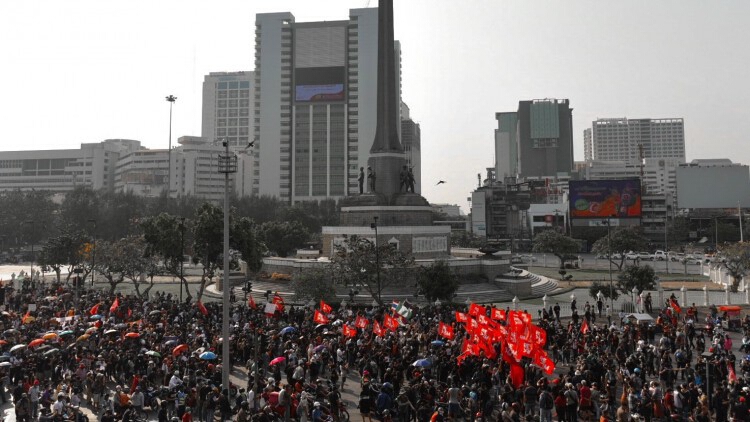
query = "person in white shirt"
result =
(52, 393, 65, 417)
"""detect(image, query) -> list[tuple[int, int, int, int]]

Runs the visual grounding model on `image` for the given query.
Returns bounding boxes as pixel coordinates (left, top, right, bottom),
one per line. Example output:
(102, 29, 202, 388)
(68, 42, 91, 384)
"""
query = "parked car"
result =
(669, 252, 685, 262)
(681, 253, 703, 265)
(626, 251, 653, 261)
(653, 250, 667, 261)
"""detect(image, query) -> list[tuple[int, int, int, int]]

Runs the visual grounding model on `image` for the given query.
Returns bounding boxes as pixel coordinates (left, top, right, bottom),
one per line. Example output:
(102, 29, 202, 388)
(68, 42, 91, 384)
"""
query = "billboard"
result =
(295, 66, 345, 103)
(676, 165, 750, 209)
(569, 179, 641, 219)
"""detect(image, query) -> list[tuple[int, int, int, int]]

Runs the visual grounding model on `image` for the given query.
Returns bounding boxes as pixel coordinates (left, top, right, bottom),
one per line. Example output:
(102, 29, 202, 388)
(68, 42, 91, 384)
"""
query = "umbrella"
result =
(279, 327, 297, 335)
(86, 327, 98, 334)
(412, 359, 432, 367)
(114, 323, 127, 329)
(43, 348, 60, 356)
(269, 356, 286, 366)
(194, 347, 206, 354)
(77, 334, 90, 342)
(90, 314, 103, 320)
(314, 345, 327, 353)
(430, 340, 445, 347)
(199, 351, 217, 360)
(315, 324, 328, 330)
(3, 329, 18, 336)
(0, 362, 10, 367)
(48, 319, 60, 325)
(146, 350, 161, 358)
(104, 329, 118, 335)
(172, 344, 189, 356)
(10, 345, 25, 353)
(125, 332, 140, 339)
(0, 356, 8, 363)
(164, 340, 177, 347)
(149, 310, 162, 316)
(28, 339, 45, 348)
(36, 345, 52, 352)
(0, 311, 10, 317)
(43, 332, 58, 340)
(44, 296, 58, 301)
(0, 340, 7, 346)
(57, 331, 74, 337)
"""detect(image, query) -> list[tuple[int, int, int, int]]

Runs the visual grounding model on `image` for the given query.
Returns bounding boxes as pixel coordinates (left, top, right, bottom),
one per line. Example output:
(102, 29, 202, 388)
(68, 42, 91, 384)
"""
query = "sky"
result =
(1, 1, 749, 214)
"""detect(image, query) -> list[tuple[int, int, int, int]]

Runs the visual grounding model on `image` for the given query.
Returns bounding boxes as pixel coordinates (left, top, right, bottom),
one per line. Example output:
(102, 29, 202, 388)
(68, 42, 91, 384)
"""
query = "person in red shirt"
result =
(579, 380, 593, 417)
(182, 407, 193, 422)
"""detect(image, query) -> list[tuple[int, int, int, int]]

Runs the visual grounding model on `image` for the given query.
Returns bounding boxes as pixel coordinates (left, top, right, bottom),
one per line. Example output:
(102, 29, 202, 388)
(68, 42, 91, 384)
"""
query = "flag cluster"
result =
(446, 306, 555, 379)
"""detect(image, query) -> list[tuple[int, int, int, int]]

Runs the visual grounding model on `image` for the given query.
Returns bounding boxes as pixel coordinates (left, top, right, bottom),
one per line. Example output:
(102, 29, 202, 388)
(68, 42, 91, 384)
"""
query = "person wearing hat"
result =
(29, 379, 40, 420)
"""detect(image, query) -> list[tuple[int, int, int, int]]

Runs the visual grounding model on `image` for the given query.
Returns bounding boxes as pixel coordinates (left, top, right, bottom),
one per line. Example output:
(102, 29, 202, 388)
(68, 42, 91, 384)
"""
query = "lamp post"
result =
(603, 216, 615, 311)
(165, 95, 177, 196)
(179, 217, 186, 303)
(22, 221, 34, 280)
(87, 219, 97, 286)
(218, 139, 237, 391)
(370, 217, 381, 305)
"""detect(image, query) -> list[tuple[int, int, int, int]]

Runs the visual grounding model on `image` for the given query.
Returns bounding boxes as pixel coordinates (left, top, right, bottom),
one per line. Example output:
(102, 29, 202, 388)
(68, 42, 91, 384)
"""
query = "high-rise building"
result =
(516, 99, 574, 179)
(591, 118, 685, 163)
(583, 128, 592, 162)
(201, 72, 254, 149)
(253, 7, 404, 203)
(494, 112, 519, 181)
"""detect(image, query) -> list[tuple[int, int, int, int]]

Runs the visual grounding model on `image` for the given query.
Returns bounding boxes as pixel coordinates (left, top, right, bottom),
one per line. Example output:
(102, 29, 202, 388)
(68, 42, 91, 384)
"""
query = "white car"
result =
(653, 250, 667, 261)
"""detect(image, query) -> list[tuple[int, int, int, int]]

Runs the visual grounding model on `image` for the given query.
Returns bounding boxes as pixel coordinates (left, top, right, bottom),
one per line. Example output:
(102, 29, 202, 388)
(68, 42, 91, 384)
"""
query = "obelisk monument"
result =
(367, 0, 407, 203)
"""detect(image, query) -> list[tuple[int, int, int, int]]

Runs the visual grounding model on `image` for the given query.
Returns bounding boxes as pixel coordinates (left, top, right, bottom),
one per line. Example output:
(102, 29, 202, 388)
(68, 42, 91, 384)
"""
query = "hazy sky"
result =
(2, 1, 749, 213)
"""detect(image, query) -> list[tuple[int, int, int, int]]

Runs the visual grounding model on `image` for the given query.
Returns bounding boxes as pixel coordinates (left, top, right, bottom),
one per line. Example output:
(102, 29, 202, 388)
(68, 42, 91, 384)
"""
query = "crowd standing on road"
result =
(1, 274, 750, 422)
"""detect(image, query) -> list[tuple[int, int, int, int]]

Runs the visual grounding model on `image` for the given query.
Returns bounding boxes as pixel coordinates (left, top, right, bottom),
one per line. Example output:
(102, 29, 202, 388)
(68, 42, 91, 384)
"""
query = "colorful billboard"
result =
(295, 84, 345, 102)
(295, 66, 345, 103)
(569, 179, 641, 219)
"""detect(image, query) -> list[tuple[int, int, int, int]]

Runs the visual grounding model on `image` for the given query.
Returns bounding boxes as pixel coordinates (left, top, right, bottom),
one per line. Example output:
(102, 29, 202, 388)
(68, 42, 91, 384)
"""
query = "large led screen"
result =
(295, 66, 345, 103)
(569, 179, 642, 219)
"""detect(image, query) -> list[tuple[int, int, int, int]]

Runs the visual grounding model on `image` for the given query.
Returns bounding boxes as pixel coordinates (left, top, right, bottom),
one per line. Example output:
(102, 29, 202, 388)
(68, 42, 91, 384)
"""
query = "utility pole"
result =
(165, 95, 177, 196)
(87, 219, 97, 286)
(218, 139, 237, 391)
(179, 217, 186, 303)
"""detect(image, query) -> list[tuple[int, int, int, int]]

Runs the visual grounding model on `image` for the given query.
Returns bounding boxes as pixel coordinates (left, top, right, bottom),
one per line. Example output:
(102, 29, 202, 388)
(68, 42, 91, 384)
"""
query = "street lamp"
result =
(370, 217, 381, 305)
(165, 95, 177, 196)
(603, 215, 615, 311)
(179, 217, 186, 302)
(217, 139, 237, 391)
(22, 221, 34, 280)
(87, 219, 97, 286)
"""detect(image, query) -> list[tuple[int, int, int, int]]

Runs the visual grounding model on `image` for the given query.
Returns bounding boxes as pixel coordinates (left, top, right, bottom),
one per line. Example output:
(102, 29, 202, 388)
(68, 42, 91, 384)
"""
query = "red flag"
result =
(89, 303, 100, 316)
(438, 322, 455, 340)
(383, 314, 399, 331)
(581, 318, 590, 334)
(313, 310, 329, 325)
(534, 350, 556, 375)
(491, 308, 506, 321)
(729, 362, 737, 383)
(248, 296, 257, 309)
(21, 311, 32, 324)
(477, 313, 491, 326)
(468, 303, 486, 317)
(343, 325, 357, 338)
(273, 294, 285, 312)
(510, 362, 525, 388)
(455, 311, 469, 323)
(196, 300, 209, 316)
(320, 300, 333, 314)
(373, 320, 385, 337)
(355, 316, 369, 329)
(110, 297, 120, 313)
(532, 325, 547, 347)
(466, 317, 479, 334)
(670, 297, 682, 314)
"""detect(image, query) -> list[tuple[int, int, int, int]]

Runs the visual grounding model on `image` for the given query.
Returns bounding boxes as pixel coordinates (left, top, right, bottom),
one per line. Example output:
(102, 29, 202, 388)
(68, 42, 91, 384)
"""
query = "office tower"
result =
(253, 7, 403, 202)
(591, 118, 685, 163)
(201, 72, 254, 149)
(495, 112, 519, 181)
(583, 128, 592, 162)
(515, 99, 574, 179)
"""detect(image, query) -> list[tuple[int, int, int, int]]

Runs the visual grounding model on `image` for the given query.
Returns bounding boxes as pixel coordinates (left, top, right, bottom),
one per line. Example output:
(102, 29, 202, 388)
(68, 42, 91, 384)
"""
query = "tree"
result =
(231, 217, 265, 274)
(37, 230, 89, 283)
(531, 230, 580, 269)
(291, 268, 337, 303)
(617, 264, 657, 295)
(259, 221, 309, 257)
(141, 213, 190, 300)
(591, 226, 648, 271)
(589, 280, 620, 302)
(721, 243, 750, 292)
(416, 260, 459, 302)
(191, 203, 225, 299)
(95, 237, 150, 294)
(329, 235, 415, 305)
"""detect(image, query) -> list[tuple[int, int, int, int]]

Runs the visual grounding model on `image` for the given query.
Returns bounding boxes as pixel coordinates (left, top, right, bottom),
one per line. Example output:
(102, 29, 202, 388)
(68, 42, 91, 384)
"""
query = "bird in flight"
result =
(244, 140, 256, 149)
(436, 180, 446, 185)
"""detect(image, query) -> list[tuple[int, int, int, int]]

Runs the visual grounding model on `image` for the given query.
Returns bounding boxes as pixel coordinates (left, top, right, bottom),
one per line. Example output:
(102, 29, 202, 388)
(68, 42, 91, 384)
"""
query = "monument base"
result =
(321, 224, 451, 259)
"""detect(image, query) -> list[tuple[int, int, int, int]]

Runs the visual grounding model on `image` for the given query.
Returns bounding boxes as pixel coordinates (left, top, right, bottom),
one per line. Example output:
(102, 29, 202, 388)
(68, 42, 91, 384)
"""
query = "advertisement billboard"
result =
(676, 164, 750, 208)
(295, 66, 345, 103)
(569, 179, 641, 219)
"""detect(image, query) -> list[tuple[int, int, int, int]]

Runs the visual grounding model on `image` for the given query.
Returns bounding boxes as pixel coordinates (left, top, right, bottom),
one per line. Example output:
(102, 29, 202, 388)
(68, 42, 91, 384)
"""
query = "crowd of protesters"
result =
(0, 271, 749, 422)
